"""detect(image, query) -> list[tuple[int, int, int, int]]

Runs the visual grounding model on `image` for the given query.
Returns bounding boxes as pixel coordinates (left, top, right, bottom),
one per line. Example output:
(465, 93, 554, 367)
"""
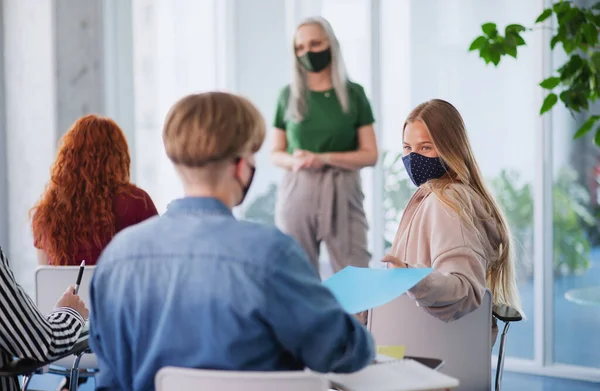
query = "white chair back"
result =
(35, 266, 97, 369)
(369, 290, 492, 391)
(155, 367, 329, 391)
(35, 266, 95, 313)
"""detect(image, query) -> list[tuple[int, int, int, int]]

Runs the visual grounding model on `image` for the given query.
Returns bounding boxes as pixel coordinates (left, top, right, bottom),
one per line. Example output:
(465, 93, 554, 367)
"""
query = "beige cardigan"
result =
(390, 183, 500, 343)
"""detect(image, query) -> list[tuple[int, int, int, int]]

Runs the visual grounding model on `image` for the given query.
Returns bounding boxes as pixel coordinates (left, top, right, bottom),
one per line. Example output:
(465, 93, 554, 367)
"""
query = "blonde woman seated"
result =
(383, 99, 522, 343)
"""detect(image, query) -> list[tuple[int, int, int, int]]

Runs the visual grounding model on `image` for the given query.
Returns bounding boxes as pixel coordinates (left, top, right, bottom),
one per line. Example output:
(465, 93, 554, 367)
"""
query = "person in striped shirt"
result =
(0, 246, 88, 391)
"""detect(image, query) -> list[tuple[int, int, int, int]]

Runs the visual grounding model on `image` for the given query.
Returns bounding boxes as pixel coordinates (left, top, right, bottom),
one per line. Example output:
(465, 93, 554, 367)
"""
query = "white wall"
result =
(131, 0, 294, 214)
(3, 0, 57, 291)
(153, 0, 219, 210)
(104, 0, 136, 179)
(133, 0, 239, 213)
(0, 1, 8, 252)
(2, 0, 125, 291)
(230, 0, 292, 212)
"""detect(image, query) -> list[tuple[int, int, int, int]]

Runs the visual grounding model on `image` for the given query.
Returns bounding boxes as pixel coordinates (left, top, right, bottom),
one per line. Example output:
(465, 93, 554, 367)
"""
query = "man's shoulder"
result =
(100, 218, 300, 266)
(98, 217, 160, 262)
(236, 221, 298, 253)
(209, 220, 306, 271)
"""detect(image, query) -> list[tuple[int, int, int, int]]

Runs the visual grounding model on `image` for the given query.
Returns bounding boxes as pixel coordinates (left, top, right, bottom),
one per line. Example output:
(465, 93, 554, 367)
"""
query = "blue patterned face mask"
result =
(402, 152, 447, 187)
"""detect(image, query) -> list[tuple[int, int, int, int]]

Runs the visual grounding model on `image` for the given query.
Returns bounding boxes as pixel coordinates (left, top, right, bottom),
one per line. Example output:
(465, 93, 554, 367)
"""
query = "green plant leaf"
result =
(553, 1, 571, 14)
(504, 33, 516, 47)
(539, 76, 561, 89)
(505, 45, 517, 58)
(573, 115, 600, 139)
(595, 126, 600, 147)
(490, 47, 502, 66)
(535, 8, 553, 23)
(591, 52, 600, 72)
(582, 23, 599, 45)
(505, 24, 527, 34)
(479, 44, 491, 64)
(481, 22, 498, 37)
(592, 2, 600, 11)
(550, 34, 562, 49)
(561, 7, 582, 28)
(579, 95, 590, 111)
(560, 90, 572, 106)
(514, 34, 526, 46)
(559, 54, 583, 81)
(540, 93, 558, 114)
(469, 36, 487, 51)
(563, 39, 576, 53)
(506, 31, 527, 48)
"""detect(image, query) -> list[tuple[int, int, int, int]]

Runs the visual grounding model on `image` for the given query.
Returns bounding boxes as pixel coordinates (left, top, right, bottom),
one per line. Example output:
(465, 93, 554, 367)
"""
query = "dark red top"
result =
(35, 185, 158, 266)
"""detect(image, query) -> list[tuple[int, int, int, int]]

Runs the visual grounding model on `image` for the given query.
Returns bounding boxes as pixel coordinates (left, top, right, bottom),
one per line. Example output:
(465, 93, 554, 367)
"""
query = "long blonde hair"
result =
(405, 99, 522, 313)
(286, 17, 350, 122)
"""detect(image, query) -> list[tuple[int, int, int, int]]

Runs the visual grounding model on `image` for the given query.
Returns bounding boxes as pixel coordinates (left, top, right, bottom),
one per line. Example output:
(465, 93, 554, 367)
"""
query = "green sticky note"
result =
(377, 345, 406, 360)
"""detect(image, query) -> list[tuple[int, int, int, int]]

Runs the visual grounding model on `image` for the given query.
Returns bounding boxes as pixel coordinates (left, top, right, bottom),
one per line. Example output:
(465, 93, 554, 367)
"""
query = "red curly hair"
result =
(31, 115, 135, 265)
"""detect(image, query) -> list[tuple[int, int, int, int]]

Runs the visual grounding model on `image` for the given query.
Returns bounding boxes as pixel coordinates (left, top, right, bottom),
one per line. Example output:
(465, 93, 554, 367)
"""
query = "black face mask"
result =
(297, 48, 332, 73)
(235, 160, 256, 206)
(402, 152, 447, 187)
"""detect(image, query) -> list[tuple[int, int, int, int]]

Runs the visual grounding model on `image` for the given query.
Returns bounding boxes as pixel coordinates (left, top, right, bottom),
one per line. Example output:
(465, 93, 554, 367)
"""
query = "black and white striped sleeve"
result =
(0, 247, 84, 363)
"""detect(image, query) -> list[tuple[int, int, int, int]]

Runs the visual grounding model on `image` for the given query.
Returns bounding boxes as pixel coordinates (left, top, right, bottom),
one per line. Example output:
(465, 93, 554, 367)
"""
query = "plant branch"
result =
(528, 26, 558, 32)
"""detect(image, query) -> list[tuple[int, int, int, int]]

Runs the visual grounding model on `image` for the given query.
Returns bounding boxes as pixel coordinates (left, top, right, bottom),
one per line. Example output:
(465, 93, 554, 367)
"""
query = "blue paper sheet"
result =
(323, 267, 433, 314)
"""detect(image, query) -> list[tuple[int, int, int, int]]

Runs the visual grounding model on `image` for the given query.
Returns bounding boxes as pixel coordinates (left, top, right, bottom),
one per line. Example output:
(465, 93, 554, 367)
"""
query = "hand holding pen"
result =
(74, 260, 85, 294)
(54, 260, 89, 319)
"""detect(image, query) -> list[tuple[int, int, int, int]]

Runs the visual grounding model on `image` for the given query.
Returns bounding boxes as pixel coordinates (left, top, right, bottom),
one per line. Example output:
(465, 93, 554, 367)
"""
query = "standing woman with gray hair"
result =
(272, 17, 378, 278)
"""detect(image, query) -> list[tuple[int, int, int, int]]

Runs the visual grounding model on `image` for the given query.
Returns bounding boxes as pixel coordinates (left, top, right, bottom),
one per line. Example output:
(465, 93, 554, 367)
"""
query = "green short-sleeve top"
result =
(273, 81, 375, 154)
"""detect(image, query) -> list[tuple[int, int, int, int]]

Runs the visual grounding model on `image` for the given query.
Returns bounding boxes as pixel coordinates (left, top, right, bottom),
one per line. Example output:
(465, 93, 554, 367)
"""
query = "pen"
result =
(74, 260, 85, 295)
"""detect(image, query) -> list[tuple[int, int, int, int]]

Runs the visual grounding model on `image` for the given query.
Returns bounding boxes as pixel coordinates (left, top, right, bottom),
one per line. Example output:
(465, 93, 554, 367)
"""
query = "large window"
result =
(378, 0, 600, 379)
(319, 0, 374, 277)
(552, 109, 600, 368)
(132, 0, 220, 212)
(321, 0, 372, 94)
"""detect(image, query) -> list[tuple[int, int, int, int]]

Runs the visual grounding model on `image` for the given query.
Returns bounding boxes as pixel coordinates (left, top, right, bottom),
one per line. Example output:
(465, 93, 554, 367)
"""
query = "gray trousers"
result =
(275, 167, 371, 278)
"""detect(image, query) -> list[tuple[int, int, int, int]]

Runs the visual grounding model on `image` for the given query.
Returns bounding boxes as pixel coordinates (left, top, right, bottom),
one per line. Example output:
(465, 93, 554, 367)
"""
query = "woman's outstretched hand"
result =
(381, 254, 407, 269)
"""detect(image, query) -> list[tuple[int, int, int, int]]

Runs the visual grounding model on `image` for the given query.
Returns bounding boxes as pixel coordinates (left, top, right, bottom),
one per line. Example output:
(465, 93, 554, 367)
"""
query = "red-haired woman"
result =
(31, 114, 158, 266)
(31, 115, 157, 389)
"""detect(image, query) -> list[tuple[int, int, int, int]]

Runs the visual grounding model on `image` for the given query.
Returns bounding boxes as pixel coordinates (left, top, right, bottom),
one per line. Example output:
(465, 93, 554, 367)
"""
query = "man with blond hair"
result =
(88, 92, 374, 391)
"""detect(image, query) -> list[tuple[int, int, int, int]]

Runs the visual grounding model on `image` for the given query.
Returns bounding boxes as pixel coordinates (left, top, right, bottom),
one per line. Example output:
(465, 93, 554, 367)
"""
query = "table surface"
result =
(565, 286, 600, 306)
(328, 356, 445, 391)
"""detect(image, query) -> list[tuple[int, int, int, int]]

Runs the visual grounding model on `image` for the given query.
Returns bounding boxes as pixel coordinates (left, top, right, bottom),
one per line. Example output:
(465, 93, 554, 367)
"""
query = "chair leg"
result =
(494, 322, 511, 391)
(69, 352, 85, 391)
(21, 373, 32, 390)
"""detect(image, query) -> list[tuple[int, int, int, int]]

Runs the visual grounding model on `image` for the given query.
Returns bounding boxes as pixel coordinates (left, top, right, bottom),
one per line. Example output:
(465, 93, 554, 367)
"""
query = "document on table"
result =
(322, 359, 459, 391)
(323, 267, 433, 314)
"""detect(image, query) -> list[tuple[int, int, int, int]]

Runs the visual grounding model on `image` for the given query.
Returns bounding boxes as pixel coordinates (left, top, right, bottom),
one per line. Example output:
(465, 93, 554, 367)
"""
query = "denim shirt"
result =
(89, 197, 374, 391)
